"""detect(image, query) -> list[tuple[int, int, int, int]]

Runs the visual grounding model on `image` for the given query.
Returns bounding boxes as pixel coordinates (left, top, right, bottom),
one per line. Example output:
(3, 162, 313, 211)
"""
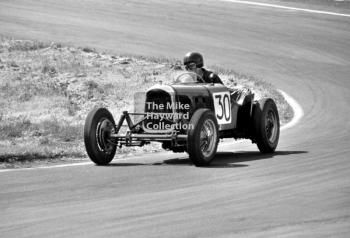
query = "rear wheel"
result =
(84, 108, 117, 165)
(253, 99, 280, 153)
(187, 109, 219, 166)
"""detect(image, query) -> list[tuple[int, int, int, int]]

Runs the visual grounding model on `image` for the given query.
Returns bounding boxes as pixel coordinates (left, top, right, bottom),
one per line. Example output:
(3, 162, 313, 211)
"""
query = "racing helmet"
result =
(183, 52, 204, 68)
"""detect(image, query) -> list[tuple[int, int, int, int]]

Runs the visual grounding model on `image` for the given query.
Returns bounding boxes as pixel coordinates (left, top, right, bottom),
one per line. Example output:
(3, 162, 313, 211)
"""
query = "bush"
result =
(0, 117, 32, 138)
(7, 40, 50, 52)
(82, 47, 95, 53)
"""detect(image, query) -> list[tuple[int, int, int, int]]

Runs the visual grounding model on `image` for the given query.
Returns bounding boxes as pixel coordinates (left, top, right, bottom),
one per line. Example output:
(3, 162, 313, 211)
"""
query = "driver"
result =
(183, 52, 223, 84)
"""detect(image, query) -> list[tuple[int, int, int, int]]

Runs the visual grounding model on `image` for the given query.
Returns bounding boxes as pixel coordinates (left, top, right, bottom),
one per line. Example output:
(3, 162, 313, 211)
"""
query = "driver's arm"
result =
(209, 73, 224, 84)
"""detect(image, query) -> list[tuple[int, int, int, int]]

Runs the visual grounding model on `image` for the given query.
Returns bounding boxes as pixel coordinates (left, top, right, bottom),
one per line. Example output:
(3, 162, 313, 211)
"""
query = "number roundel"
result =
(213, 92, 231, 125)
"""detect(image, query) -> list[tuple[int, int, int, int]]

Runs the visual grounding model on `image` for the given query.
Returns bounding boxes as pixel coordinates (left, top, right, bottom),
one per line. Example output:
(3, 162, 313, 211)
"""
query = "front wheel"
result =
(84, 107, 117, 165)
(253, 98, 280, 153)
(187, 109, 219, 166)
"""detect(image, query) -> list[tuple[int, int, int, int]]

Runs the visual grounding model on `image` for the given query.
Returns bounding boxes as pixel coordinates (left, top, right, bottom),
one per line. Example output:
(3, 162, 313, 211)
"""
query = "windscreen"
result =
(173, 72, 198, 84)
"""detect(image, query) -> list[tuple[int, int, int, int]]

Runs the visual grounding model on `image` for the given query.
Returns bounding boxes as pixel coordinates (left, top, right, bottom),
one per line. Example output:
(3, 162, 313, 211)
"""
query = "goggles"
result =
(185, 62, 197, 70)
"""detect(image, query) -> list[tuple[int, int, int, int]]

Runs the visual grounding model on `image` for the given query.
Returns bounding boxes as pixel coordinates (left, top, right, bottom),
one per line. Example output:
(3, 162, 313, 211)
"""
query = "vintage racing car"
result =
(84, 72, 280, 166)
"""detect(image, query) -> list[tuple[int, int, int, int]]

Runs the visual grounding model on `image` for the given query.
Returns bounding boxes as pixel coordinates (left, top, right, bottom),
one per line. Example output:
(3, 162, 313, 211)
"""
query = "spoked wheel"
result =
(253, 98, 280, 153)
(187, 109, 219, 166)
(84, 108, 117, 165)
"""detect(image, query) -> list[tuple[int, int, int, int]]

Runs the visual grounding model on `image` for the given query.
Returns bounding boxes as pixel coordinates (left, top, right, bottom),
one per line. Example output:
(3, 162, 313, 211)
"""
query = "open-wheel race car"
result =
(84, 72, 280, 166)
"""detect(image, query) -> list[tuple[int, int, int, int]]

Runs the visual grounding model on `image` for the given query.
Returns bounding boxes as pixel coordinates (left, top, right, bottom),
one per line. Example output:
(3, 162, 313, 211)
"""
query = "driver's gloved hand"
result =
(208, 73, 223, 84)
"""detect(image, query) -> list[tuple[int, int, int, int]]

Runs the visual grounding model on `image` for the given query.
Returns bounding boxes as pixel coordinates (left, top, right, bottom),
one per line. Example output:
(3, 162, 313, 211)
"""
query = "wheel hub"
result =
(96, 118, 115, 154)
(200, 119, 217, 157)
(265, 110, 278, 143)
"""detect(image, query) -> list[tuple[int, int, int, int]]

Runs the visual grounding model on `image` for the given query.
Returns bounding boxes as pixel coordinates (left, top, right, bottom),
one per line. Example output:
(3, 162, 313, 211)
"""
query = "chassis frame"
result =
(110, 111, 188, 147)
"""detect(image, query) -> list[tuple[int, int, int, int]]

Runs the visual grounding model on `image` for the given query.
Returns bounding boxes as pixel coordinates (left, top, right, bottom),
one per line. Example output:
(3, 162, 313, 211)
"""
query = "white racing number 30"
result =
(212, 92, 231, 124)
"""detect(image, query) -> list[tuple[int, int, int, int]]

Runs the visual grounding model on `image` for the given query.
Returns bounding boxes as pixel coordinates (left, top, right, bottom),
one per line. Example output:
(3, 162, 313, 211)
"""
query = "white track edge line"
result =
(221, 0, 350, 17)
(279, 89, 304, 131)
(0, 162, 93, 173)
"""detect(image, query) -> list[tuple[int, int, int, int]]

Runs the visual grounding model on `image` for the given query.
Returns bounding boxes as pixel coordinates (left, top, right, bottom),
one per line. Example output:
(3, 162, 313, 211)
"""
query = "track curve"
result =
(0, 0, 350, 237)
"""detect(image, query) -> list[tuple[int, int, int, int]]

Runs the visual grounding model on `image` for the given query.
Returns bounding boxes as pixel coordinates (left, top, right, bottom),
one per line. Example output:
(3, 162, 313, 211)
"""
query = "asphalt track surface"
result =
(1, 0, 350, 237)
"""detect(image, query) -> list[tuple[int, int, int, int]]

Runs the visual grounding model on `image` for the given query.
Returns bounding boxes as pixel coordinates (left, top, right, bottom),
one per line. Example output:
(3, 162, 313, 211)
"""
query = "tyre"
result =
(187, 109, 219, 166)
(253, 98, 280, 153)
(84, 107, 117, 165)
